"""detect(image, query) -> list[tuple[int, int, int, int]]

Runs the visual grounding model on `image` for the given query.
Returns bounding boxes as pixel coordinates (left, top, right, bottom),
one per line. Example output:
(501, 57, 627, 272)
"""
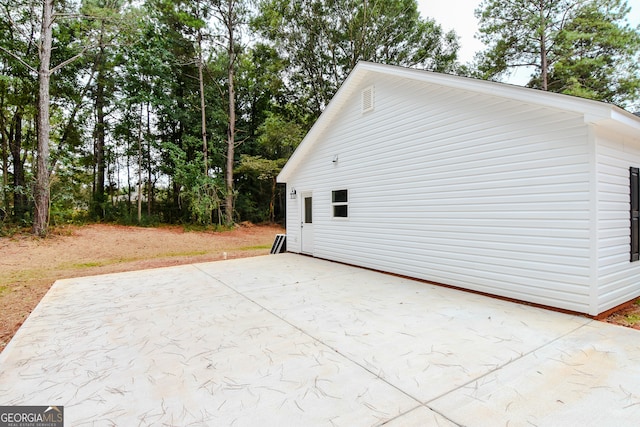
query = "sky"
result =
(416, 0, 537, 82)
(416, 0, 484, 64)
(416, 0, 640, 67)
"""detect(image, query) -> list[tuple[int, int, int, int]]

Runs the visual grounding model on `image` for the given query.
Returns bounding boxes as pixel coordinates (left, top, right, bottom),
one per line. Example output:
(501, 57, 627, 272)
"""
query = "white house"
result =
(277, 61, 640, 316)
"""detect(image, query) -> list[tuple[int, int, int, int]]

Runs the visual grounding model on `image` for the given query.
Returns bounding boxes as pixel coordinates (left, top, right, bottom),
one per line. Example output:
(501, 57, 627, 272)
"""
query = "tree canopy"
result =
(0, 0, 639, 235)
(475, 0, 640, 107)
(253, 0, 460, 116)
(0, 0, 462, 233)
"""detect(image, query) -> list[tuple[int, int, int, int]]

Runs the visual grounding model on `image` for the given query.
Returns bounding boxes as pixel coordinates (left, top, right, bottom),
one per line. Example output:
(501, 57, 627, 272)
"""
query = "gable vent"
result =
(362, 85, 374, 113)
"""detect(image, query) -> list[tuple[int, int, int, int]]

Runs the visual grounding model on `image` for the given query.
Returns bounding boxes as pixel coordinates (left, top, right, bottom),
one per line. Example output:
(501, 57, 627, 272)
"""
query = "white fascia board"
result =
(584, 107, 640, 138)
(608, 108, 640, 133)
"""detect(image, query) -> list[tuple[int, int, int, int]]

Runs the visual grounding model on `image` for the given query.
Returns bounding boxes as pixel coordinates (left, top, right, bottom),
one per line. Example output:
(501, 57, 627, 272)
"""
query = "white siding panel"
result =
(287, 76, 593, 313)
(285, 184, 301, 253)
(595, 127, 640, 312)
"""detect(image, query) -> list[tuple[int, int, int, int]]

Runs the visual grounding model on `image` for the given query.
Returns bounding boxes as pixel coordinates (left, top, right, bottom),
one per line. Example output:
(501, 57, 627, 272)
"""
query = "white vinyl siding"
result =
(287, 76, 594, 314)
(285, 184, 301, 253)
(595, 126, 640, 312)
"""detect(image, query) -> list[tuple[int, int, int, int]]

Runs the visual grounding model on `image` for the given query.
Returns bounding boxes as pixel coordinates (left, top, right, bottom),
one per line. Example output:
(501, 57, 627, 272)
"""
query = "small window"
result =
(332, 189, 348, 218)
(333, 205, 348, 217)
(332, 190, 347, 203)
(631, 167, 639, 261)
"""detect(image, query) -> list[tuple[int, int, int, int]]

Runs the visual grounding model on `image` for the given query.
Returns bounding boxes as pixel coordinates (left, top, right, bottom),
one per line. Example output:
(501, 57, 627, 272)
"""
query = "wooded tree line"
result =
(0, 0, 638, 235)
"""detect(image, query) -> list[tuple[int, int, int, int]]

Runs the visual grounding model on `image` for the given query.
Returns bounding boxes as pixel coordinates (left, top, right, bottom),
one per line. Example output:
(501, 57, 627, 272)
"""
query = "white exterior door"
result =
(301, 192, 314, 254)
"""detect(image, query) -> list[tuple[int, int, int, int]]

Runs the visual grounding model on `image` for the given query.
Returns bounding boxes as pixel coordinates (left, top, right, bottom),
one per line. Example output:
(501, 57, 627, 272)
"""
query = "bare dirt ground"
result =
(1, 222, 638, 353)
(604, 300, 640, 330)
(0, 223, 284, 352)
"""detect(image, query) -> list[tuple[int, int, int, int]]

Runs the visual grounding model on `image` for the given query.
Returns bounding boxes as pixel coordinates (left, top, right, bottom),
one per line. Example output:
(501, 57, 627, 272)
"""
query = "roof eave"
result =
(277, 61, 640, 182)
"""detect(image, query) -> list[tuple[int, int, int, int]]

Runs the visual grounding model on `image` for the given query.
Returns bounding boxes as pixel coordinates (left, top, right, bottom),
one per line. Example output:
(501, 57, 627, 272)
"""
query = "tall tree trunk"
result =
(175, 84, 186, 220)
(224, 0, 236, 226)
(197, 28, 208, 177)
(9, 112, 27, 220)
(33, 0, 53, 237)
(137, 104, 143, 223)
(126, 136, 131, 215)
(539, 1, 548, 91)
(0, 115, 9, 218)
(172, 180, 180, 221)
(269, 177, 276, 223)
(94, 44, 106, 219)
(146, 102, 152, 217)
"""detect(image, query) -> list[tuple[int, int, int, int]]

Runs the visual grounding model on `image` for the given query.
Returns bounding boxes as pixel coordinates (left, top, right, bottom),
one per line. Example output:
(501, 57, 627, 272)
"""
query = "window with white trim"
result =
(332, 189, 348, 218)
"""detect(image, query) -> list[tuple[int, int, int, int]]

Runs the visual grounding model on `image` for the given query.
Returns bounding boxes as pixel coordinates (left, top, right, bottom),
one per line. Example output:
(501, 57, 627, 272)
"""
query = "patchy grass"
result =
(70, 261, 105, 268)
(606, 298, 640, 329)
(239, 244, 271, 250)
(164, 250, 209, 257)
(1, 270, 50, 287)
(623, 313, 640, 324)
(180, 223, 236, 233)
(62, 251, 212, 271)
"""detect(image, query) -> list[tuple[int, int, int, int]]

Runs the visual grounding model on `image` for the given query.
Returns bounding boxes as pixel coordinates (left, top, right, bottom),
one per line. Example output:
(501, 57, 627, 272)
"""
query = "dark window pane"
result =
(631, 168, 639, 261)
(632, 168, 639, 211)
(305, 197, 312, 223)
(333, 205, 348, 218)
(632, 217, 639, 261)
(332, 189, 348, 203)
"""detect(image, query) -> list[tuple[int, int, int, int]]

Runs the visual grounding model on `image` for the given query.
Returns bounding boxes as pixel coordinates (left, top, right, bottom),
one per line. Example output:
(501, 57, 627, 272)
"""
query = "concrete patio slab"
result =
(429, 320, 640, 426)
(1, 253, 639, 426)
